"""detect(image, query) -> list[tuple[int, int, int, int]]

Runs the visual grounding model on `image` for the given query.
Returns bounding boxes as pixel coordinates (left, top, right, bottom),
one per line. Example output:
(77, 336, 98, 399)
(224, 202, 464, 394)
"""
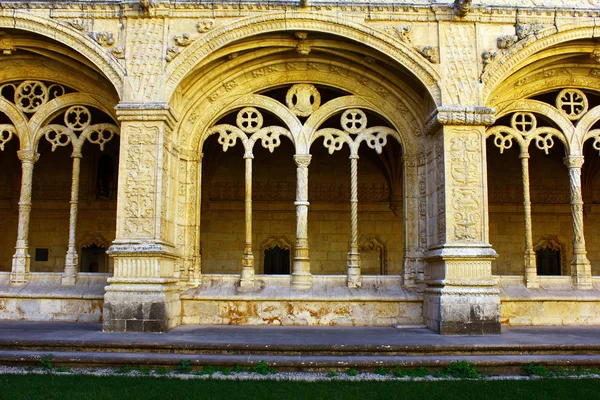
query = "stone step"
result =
(2, 350, 600, 371)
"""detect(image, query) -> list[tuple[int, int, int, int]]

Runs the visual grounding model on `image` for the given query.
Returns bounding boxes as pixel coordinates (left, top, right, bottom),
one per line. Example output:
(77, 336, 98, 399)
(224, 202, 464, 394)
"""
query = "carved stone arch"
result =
(0, 58, 119, 103)
(533, 235, 568, 276)
(258, 235, 294, 274)
(194, 94, 301, 153)
(180, 63, 422, 156)
(0, 12, 125, 99)
(482, 23, 596, 102)
(30, 93, 118, 150)
(304, 96, 406, 155)
(494, 99, 573, 154)
(164, 12, 441, 105)
(77, 232, 110, 250)
(0, 97, 30, 149)
(358, 236, 388, 275)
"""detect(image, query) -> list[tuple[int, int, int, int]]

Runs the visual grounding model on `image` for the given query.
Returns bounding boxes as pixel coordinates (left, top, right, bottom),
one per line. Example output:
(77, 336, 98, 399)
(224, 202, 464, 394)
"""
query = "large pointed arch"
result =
(164, 11, 441, 105)
(0, 11, 125, 99)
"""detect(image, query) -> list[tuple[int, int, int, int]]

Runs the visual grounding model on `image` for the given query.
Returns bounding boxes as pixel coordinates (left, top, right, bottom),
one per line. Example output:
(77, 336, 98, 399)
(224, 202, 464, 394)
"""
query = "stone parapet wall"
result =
(181, 275, 422, 326)
(499, 276, 600, 325)
(0, 273, 107, 322)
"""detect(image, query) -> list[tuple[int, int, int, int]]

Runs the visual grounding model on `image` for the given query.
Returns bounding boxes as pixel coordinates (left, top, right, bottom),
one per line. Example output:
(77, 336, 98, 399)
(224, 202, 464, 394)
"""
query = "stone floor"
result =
(0, 321, 599, 348)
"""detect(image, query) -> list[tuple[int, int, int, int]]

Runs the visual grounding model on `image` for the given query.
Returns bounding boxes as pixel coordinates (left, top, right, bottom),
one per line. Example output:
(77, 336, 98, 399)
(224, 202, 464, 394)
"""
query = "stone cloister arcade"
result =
(1, 1, 600, 334)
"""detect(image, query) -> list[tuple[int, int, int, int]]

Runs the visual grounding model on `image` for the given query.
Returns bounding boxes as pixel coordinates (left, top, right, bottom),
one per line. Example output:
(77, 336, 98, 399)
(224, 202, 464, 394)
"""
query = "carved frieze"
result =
(448, 130, 483, 242)
(123, 124, 158, 238)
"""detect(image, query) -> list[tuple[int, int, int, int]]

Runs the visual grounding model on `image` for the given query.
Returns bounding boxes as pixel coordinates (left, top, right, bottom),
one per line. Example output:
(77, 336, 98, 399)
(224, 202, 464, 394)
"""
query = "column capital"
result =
(294, 154, 312, 167)
(115, 102, 177, 130)
(564, 155, 584, 169)
(425, 106, 496, 135)
(17, 150, 39, 163)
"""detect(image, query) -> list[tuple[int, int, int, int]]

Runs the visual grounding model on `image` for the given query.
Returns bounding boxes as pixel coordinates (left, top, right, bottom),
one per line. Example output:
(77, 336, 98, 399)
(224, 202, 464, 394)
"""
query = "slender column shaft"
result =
(564, 156, 592, 289)
(62, 153, 82, 285)
(191, 153, 203, 285)
(239, 153, 255, 288)
(520, 152, 538, 288)
(292, 154, 312, 289)
(10, 150, 40, 285)
(347, 155, 361, 288)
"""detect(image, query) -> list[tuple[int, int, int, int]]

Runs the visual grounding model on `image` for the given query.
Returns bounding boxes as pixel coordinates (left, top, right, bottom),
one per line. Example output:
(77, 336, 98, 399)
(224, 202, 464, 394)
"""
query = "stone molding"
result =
(425, 107, 496, 134)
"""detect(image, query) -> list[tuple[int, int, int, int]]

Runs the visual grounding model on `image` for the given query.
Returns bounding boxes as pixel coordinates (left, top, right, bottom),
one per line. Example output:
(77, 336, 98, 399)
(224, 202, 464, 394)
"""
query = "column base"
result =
(292, 254, 312, 289)
(104, 242, 181, 332)
(103, 278, 181, 332)
(291, 271, 312, 290)
(423, 247, 500, 335)
(10, 251, 30, 286)
(571, 255, 593, 290)
(62, 251, 78, 286)
(347, 252, 361, 288)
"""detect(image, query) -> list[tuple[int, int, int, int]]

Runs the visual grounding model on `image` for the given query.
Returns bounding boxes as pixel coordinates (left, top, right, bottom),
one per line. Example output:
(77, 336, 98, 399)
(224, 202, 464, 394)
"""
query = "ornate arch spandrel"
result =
(258, 235, 294, 274)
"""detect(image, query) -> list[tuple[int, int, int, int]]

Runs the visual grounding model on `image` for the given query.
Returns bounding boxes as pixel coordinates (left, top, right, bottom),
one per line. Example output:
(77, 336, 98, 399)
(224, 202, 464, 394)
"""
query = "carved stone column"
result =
(103, 104, 181, 332)
(292, 154, 312, 289)
(519, 151, 539, 288)
(347, 154, 361, 288)
(423, 109, 500, 335)
(10, 150, 40, 286)
(191, 153, 203, 285)
(62, 151, 82, 286)
(240, 152, 255, 289)
(564, 155, 592, 289)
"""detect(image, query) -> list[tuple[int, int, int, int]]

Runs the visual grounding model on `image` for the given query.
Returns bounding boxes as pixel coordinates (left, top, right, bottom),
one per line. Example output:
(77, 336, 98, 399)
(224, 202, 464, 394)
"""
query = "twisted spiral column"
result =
(564, 155, 592, 289)
(520, 151, 538, 288)
(239, 152, 255, 289)
(10, 150, 40, 285)
(62, 151, 82, 285)
(347, 155, 361, 288)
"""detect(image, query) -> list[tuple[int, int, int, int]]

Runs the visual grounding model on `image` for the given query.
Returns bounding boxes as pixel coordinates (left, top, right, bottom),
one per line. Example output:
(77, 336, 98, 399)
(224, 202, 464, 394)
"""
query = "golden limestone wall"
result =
(1, 0, 600, 332)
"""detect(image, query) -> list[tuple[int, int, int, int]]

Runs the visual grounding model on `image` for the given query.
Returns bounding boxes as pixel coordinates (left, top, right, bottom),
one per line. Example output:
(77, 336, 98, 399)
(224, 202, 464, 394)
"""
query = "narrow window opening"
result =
(264, 245, 290, 274)
(35, 248, 49, 262)
(96, 155, 114, 200)
(536, 248, 561, 275)
(80, 245, 106, 273)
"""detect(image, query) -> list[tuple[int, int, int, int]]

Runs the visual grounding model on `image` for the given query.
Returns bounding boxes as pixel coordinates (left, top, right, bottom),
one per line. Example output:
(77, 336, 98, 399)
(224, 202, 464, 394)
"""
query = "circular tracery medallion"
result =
(556, 89, 588, 120)
(510, 112, 537, 135)
(64, 106, 92, 131)
(15, 81, 48, 113)
(341, 109, 367, 134)
(285, 84, 321, 117)
(236, 107, 263, 133)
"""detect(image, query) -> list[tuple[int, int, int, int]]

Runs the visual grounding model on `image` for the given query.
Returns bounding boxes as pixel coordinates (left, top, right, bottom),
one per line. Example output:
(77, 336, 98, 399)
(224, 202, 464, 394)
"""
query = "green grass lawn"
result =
(1, 375, 599, 400)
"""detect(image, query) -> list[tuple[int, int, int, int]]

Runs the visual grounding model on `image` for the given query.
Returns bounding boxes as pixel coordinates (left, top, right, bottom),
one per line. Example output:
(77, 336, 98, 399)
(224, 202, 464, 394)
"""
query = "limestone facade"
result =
(1, 0, 600, 333)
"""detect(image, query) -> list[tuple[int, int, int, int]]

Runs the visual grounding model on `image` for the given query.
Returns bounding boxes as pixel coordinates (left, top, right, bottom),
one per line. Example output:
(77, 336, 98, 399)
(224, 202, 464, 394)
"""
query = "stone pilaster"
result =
(423, 108, 500, 335)
(10, 150, 39, 285)
(103, 104, 181, 332)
